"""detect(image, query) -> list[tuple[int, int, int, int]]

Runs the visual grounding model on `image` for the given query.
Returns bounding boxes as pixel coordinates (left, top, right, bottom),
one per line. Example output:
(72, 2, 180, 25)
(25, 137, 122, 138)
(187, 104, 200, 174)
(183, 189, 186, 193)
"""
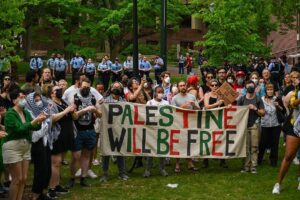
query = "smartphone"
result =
(143, 74, 147, 80)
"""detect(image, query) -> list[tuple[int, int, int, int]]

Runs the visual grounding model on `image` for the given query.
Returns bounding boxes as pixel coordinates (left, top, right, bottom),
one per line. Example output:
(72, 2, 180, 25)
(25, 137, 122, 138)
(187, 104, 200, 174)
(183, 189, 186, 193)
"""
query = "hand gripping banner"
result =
(100, 102, 249, 158)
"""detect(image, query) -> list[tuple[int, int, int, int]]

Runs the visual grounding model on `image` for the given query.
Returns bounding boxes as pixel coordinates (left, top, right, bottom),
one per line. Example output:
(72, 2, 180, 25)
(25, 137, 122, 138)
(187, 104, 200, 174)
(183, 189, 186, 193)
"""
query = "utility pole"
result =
(133, 0, 139, 76)
(160, 0, 167, 71)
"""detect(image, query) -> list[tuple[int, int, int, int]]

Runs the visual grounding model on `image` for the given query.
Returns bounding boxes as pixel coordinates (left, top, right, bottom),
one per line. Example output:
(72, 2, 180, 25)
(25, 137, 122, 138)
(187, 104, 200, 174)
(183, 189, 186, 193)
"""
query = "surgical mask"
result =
(164, 77, 170, 84)
(251, 79, 258, 84)
(18, 99, 27, 108)
(172, 87, 178, 94)
(55, 88, 63, 99)
(237, 78, 244, 85)
(81, 88, 90, 97)
(35, 100, 43, 109)
(247, 86, 255, 94)
(157, 93, 164, 100)
(227, 78, 233, 83)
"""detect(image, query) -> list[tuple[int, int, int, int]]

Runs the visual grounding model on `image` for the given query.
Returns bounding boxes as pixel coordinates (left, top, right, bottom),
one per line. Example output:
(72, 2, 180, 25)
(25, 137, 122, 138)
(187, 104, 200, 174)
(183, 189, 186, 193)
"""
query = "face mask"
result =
(247, 86, 255, 94)
(18, 99, 27, 108)
(35, 100, 43, 109)
(81, 88, 90, 97)
(172, 87, 178, 94)
(237, 78, 244, 85)
(55, 88, 63, 99)
(251, 79, 258, 84)
(164, 77, 170, 84)
(111, 88, 122, 96)
(157, 93, 164, 100)
(227, 78, 233, 83)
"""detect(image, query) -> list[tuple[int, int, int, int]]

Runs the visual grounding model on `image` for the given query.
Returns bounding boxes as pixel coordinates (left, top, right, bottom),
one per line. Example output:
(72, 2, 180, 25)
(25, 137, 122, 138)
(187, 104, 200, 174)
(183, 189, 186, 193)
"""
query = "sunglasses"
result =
(211, 84, 218, 87)
(4, 78, 10, 80)
(207, 76, 213, 79)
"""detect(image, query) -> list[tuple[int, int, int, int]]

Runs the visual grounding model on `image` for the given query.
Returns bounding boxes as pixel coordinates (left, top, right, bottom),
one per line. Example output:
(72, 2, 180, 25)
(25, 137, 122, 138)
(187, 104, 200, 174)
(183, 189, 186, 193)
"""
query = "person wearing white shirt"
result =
(143, 86, 169, 178)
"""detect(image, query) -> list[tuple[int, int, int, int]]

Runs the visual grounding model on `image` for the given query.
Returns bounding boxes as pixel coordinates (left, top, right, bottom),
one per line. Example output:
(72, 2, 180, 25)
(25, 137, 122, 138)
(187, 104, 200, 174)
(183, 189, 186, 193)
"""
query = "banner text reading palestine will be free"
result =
(100, 103, 249, 158)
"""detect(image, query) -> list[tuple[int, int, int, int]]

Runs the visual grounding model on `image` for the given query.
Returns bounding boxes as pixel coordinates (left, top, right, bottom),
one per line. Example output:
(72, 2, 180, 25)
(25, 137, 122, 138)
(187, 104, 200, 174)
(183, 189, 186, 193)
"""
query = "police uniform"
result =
(154, 57, 164, 84)
(54, 58, 68, 81)
(111, 62, 123, 82)
(123, 60, 133, 78)
(47, 57, 56, 76)
(84, 63, 96, 85)
(30, 57, 43, 79)
(139, 60, 151, 78)
(97, 60, 112, 91)
(70, 56, 85, 84)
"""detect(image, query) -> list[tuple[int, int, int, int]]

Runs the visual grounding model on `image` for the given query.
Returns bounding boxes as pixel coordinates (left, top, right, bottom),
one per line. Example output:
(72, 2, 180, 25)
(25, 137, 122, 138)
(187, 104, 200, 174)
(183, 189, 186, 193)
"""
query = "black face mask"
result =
(247, 86, 255, 94)
(55, 88, 63, 99)
(81, 88, 90, 97)
(111, 88, 122, 96)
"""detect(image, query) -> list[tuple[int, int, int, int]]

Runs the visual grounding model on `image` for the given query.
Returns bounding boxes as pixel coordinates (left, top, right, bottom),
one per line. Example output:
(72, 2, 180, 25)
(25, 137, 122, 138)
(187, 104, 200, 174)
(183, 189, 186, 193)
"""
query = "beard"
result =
(180, 88, 186, 94)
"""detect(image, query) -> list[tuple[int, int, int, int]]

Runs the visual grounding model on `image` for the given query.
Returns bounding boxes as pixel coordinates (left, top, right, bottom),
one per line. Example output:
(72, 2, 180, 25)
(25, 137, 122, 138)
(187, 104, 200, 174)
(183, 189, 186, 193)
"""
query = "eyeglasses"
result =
(4, 78, 10, 81)
(211, 84, 218, 87)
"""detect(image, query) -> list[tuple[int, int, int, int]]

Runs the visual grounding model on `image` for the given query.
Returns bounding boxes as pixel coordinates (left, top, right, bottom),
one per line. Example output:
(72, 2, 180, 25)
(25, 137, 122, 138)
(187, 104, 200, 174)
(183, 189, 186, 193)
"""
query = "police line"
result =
(100, 103, 249, 158)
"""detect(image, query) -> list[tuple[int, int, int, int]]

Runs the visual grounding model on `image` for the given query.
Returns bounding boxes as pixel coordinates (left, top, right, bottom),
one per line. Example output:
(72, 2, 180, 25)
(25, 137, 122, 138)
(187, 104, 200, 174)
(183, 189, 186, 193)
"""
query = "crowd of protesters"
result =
(0, 52, 299, 199)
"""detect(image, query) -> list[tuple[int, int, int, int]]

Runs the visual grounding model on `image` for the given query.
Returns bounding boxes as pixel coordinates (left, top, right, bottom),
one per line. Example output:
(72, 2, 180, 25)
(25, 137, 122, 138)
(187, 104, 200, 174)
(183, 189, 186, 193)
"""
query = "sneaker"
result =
(160, 169, 168, 177)
(92, 159, 100, 166)
(272, 183, 280, 194)
(55, 185, 69, 194)
(251, 168, 257, 174)
(99, 174, 108, 183)
(240, 168, 250, 173)
(66, 178, 75, 189)
(47, 189, 58, 199)
(143, 170, 151, 178)
(62, 159, 69, 165)
(118, 174, 129, 181)
(75, 168, 82, 177)
(88, 169, 98, 179)
(80, 177, 90, 187)
(293, 157, 300, 165)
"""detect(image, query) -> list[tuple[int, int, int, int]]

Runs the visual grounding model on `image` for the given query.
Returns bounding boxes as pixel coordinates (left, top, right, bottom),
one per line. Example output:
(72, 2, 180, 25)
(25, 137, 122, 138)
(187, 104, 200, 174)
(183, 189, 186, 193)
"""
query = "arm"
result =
(51, 104, 75, 123)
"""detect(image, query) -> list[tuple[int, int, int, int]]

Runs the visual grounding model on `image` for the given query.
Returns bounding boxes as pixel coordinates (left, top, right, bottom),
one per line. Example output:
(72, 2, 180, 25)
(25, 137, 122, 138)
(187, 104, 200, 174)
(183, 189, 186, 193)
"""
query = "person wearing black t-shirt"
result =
(69, 79, 102, 187)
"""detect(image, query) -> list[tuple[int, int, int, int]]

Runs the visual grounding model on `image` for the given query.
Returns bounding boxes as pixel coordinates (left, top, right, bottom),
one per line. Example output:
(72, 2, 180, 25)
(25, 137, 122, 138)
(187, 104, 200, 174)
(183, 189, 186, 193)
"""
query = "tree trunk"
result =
(23, 24, 32, 61)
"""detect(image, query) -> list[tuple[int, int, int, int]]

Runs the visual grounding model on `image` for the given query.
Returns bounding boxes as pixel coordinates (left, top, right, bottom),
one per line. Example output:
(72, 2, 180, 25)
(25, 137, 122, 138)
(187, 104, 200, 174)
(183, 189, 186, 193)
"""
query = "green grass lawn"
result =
(35, 140, 299, 200)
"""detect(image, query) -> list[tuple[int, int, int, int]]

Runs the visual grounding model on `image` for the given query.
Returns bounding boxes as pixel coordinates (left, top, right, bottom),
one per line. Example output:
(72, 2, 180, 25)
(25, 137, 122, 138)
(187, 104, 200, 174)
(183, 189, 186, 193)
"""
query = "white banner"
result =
(100, 103, 249, 158)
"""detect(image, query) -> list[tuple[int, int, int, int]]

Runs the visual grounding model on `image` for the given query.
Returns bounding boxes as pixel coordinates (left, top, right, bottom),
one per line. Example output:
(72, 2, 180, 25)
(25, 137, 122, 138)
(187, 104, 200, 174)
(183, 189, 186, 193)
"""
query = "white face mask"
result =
(164, 77, 170, 84)
(157, 93, 164, 100)
(18, 99, 27, 108)
(172, 87, 178, 94)
(35, 100, 43, 108)
(227, 78, 233, 83)
(251, 78, 258, 84)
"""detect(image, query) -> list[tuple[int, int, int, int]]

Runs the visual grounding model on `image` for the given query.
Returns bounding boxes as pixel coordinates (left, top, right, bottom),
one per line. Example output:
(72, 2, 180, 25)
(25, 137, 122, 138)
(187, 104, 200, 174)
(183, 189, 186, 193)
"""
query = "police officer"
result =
(47, 53, 56, 77)
(70, 53, 85, 84)
(97, 55, 112, 91)
(111, 58, 123, 82)
(139, 56, 152, 78)
(29, 53, 43, 80)
(83, 58, 96, 85)
(54, 54, 68, 81)
(153, 55, 164, 84)
(123, 56, 133, 78)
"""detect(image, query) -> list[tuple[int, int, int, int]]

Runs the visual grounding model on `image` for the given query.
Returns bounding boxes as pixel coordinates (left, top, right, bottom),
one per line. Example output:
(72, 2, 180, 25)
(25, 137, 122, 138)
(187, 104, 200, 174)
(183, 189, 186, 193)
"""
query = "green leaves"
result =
(193, 0, 276, 66)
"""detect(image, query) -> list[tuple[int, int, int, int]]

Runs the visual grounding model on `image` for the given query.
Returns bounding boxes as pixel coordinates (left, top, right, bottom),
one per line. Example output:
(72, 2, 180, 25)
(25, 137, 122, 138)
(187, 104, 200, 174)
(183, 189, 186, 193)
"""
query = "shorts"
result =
(2, 139, 31, 164)
(74, 129, 96, 151)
